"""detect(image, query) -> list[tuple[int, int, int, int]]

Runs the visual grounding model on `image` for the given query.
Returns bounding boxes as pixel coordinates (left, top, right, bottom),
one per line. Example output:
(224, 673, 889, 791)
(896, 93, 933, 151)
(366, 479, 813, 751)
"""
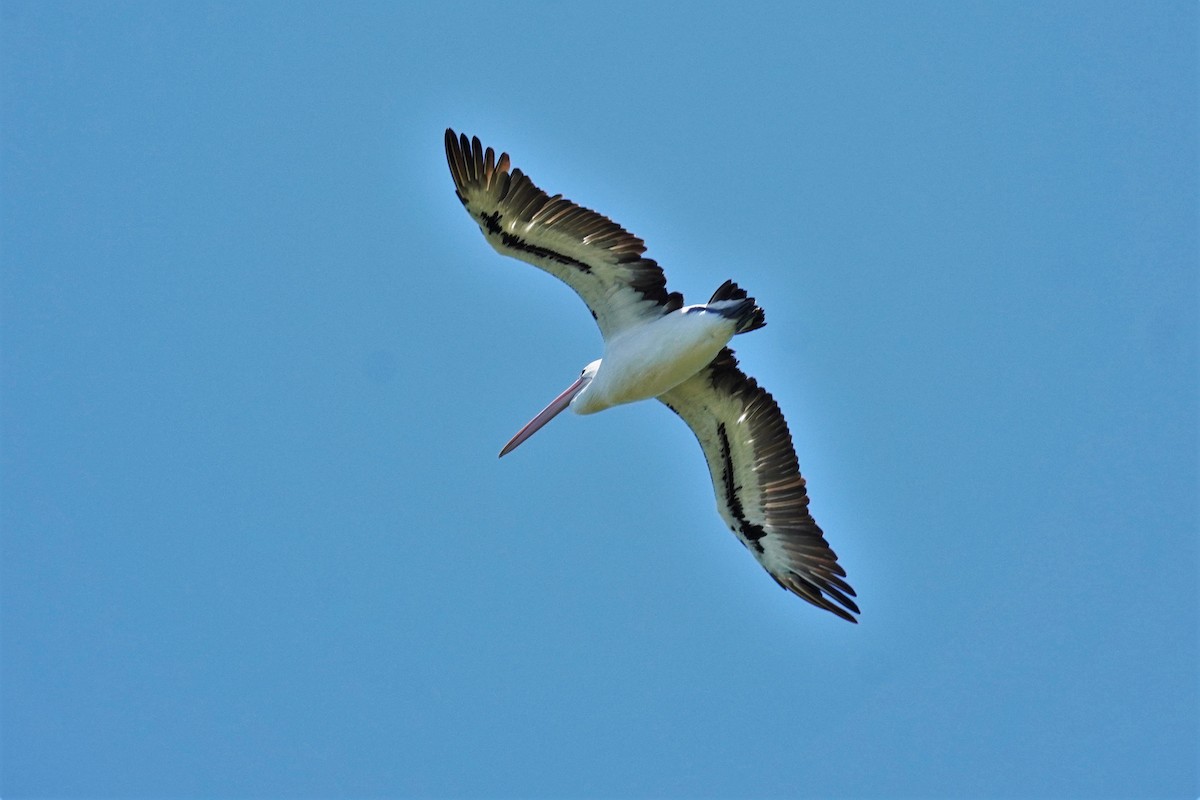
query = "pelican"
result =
(444, 129, 859, 622)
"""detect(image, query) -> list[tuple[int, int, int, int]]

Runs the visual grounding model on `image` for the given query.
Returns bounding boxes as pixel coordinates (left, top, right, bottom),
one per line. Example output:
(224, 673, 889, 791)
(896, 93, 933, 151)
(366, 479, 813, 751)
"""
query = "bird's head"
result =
(499, 359, 601, 457)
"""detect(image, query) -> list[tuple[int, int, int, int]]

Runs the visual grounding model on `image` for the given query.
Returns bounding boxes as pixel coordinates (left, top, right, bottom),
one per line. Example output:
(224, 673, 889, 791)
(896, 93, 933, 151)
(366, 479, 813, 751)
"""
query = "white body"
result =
(574, 307, 741, 414)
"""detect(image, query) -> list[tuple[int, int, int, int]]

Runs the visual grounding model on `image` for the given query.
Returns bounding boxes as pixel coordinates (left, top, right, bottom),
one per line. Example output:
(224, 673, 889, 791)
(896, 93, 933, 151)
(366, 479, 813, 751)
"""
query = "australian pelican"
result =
(444, 129, 859, 622)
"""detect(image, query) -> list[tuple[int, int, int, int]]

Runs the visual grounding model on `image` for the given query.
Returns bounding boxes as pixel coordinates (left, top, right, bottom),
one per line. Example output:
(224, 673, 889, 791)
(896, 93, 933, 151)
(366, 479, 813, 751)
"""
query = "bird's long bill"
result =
(498, 376, 587, 458)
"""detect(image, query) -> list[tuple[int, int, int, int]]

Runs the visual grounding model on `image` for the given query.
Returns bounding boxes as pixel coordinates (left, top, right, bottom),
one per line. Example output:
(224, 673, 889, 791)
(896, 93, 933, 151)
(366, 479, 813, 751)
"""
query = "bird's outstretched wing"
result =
(445, 129, 682, 338)
(660, 348, 859, 622)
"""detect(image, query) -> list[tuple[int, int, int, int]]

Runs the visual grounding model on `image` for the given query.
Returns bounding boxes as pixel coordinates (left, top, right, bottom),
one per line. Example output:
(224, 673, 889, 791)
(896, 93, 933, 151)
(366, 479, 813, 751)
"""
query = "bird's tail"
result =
(708, 280, 766, 335)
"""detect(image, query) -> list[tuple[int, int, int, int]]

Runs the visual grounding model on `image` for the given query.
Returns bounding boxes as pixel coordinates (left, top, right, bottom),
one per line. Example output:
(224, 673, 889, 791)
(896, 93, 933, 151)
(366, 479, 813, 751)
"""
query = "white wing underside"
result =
(660, 349, 859, 622)
(445, 130, 680, 339)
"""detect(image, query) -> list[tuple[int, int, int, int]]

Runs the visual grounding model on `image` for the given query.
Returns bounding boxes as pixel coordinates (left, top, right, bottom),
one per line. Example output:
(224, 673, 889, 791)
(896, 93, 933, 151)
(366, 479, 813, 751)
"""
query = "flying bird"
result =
(444, 129, 859, 622)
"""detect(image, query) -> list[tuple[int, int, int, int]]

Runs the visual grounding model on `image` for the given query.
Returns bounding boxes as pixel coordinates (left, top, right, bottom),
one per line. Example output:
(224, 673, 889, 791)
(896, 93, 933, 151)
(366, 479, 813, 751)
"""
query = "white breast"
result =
(573, 308, 740, 414)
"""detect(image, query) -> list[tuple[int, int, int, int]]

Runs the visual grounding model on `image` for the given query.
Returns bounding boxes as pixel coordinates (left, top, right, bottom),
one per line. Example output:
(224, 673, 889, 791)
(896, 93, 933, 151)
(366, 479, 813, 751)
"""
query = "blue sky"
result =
(2, 2, 1196, 798)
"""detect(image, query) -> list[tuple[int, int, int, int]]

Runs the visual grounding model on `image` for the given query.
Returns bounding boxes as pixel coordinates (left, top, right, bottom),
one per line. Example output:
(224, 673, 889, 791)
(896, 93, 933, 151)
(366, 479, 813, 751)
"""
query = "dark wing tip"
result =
(776, 569, 860, 622)
(820, 597, 860, 623)
(444, 129, 513, 202)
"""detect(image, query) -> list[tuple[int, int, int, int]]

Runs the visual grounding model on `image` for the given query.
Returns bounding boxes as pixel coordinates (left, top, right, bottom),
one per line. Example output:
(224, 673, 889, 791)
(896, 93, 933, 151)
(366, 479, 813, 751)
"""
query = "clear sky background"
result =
(2, 2, 1196, 798)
